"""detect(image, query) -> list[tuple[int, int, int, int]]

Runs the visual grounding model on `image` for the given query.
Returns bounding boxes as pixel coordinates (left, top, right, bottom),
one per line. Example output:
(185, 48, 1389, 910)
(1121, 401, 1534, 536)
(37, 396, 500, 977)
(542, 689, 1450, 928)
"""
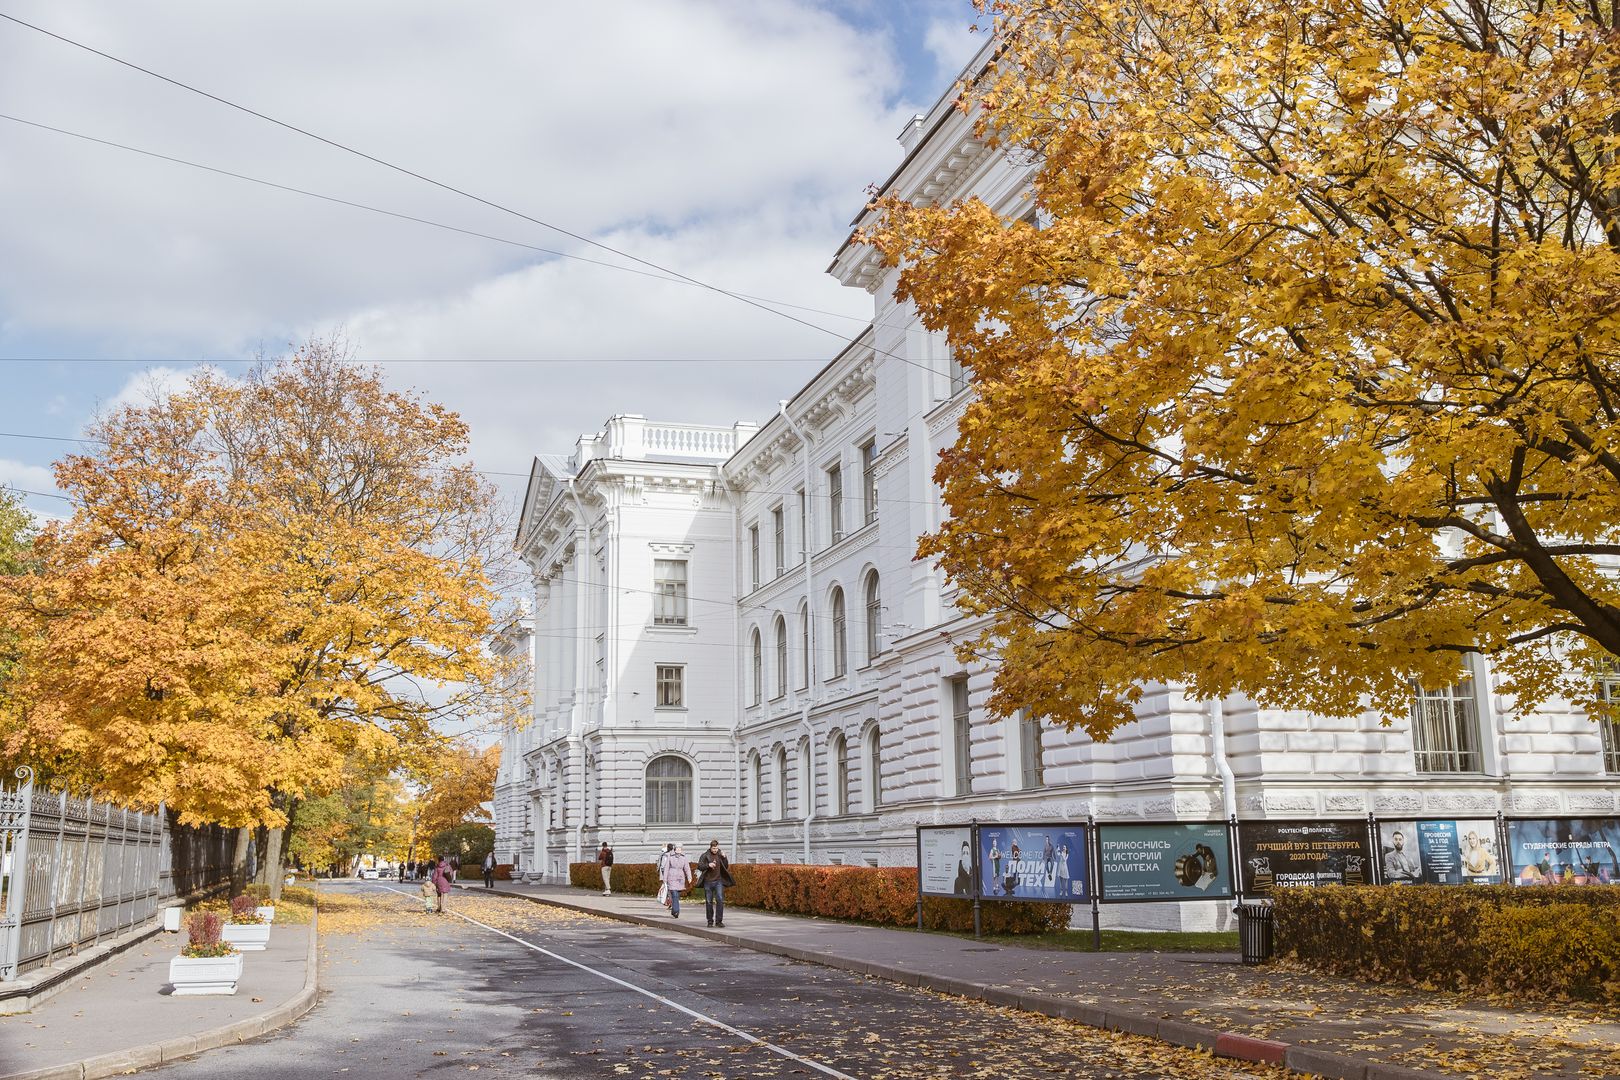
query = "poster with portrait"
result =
(1506, 818, 1620, 886)
(1236, 819, 1372, 895)
(1096, 822, 1234, 902)
(976, 824, 1089, 903)
(1376, 819, 1502, 885)
(918, 826, 975, 897)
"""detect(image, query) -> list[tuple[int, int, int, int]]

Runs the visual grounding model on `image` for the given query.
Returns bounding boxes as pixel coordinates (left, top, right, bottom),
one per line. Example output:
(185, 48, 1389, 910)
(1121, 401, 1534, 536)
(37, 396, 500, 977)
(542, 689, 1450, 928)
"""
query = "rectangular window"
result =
(948, 352, 967, 397)
(656, 664, 684, 709)
(796, 488, 806, 564)
(1020, 710, 1045, 789)
(749, 525, 760, 590)
(1597, 664, 1620, 773)
(951, 676, 972, 796)
(652, 559, 688, 626)
(1411, 673, 1482, 773)
(827, 464, 844, 544)
(772, 507, 785, 575)
(860, 439, 877, 526)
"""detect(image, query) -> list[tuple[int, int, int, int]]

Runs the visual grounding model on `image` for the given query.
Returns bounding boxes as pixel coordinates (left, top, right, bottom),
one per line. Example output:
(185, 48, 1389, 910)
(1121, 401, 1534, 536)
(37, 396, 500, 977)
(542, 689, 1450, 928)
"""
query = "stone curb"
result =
(0, 906, 320, 1080)
(488, 886, 1455, 1080)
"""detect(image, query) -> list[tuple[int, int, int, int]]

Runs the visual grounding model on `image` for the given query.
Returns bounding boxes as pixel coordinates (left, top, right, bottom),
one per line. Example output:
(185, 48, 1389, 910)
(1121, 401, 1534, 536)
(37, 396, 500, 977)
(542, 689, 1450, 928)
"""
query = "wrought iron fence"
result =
(0, 767, 232, 982)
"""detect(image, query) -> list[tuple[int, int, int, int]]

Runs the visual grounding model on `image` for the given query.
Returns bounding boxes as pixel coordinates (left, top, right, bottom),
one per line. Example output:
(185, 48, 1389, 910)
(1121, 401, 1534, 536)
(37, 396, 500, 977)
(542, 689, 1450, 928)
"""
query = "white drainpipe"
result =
(566, 477, 590, 866)
(1211, 696, 1238, 821)
(779, 401, 818, 865)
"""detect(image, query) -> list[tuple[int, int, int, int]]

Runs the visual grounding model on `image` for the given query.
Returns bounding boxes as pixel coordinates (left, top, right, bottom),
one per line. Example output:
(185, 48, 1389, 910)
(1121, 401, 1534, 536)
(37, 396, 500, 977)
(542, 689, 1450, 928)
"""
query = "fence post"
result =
(0, 766, 36, 982)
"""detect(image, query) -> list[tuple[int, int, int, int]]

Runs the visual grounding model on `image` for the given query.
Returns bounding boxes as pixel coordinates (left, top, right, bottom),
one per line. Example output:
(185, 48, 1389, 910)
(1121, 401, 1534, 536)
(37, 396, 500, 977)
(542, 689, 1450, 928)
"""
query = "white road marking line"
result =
(370, 884, 857, 1080)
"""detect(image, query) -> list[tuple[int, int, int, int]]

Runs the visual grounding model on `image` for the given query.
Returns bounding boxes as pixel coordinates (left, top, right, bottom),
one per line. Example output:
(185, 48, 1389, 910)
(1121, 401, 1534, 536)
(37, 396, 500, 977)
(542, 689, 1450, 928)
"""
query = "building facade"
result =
(496, 40, 1620, 924)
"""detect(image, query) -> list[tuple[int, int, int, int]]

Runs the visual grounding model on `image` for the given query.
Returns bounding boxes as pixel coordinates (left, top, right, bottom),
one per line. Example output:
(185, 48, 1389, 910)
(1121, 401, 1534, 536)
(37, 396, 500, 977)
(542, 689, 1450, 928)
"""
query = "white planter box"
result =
(169, 953, 243, 996)
(221, 922, 271, 951)
(256, 905, 276, 923)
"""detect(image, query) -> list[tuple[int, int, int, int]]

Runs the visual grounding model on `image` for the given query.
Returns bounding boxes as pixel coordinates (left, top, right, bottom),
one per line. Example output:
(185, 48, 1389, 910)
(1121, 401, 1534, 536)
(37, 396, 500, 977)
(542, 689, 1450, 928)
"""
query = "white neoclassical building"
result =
(494, 39, 1620, 922)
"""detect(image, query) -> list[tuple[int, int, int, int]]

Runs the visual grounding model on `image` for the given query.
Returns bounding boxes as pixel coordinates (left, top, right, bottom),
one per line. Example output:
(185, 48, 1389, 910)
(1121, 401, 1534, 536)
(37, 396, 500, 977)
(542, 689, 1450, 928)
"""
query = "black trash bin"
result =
(1234, 903, 1274, 965)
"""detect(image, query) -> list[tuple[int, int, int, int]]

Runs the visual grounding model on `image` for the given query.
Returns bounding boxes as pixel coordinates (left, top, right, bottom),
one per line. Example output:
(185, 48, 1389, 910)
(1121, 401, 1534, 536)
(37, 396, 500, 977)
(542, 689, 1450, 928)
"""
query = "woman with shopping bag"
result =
(657, 842, 691, 918)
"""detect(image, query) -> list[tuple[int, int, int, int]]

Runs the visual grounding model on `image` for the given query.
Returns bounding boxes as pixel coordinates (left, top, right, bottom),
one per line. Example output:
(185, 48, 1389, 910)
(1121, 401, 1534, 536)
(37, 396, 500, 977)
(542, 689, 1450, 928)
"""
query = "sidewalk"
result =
(476, 880, 1620, 1080)
(0, 913, 317, 1080)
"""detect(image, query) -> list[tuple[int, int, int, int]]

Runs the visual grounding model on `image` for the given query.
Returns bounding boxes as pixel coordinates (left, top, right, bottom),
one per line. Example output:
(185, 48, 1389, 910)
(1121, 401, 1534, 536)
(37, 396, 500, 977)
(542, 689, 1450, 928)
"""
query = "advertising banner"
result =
(976, 824, 1088, 903)
(1375, 819, 1502, 885)
(1096, 822, 1234, 902)
(1236, 819, 1372, 895)
(1506, 818, 1620, 886)
(918, 826, 975, 897)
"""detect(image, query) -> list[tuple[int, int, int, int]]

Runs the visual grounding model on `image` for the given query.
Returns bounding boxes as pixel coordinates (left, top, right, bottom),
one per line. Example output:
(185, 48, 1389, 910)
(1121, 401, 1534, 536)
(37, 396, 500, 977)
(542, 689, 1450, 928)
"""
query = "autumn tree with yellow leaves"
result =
(0, 342, 526, 897)
(867, 0, 1620, 738)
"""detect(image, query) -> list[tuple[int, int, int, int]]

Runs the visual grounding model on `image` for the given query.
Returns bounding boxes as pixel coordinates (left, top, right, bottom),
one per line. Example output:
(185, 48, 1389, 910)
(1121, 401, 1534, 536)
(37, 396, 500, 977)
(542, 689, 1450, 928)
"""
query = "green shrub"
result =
(1272, 885, 1620, 1003)
(568, 861, 1069, 934)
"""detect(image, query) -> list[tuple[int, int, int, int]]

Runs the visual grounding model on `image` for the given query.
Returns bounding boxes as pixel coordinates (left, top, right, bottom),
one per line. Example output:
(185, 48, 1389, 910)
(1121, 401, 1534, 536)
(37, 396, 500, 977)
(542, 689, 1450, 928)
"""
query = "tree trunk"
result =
(229, 827, 252, 896)
(262, 825, 285, 902)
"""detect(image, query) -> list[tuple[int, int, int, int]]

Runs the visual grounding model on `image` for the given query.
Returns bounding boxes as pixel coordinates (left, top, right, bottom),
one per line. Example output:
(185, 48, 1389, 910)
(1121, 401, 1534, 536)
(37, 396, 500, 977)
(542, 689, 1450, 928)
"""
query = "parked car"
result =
(358, 866, 380, 880)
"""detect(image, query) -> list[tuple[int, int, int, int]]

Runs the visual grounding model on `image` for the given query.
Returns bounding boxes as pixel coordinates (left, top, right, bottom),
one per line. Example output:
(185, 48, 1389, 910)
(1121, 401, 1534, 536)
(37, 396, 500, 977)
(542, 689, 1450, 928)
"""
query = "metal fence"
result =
(0, 767, 232, 982)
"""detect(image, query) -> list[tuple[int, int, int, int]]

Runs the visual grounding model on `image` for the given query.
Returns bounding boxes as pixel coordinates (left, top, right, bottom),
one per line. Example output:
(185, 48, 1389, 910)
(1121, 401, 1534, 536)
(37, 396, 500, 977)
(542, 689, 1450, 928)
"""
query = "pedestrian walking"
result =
(398, 862, 406, 883)
(694, 839, 734, 927)
(432, 855, 454, 914)
(481, 850, 496, 888)
(658, 843, 691, 918)
(418, 867, 436, 913)
(597, 842, 614, 895)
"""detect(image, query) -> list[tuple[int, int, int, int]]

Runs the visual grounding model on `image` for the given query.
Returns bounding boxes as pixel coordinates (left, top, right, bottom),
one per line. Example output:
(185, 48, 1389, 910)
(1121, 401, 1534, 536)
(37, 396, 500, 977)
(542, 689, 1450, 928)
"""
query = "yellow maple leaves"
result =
(0, 340, 527, 827)
(864, 0, 1620, 736)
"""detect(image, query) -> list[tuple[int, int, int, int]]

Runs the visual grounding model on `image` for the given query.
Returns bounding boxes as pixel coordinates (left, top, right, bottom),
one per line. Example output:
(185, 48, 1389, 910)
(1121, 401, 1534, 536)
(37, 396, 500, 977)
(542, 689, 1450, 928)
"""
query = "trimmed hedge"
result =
(1272, 885, 1620, 1003)
(569, 861, 1069, 934)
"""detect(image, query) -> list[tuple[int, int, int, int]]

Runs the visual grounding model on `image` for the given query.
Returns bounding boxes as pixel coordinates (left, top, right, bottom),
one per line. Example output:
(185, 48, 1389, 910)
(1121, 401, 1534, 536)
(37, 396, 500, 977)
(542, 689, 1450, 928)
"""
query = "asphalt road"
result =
(143, 883, 1271, 1079)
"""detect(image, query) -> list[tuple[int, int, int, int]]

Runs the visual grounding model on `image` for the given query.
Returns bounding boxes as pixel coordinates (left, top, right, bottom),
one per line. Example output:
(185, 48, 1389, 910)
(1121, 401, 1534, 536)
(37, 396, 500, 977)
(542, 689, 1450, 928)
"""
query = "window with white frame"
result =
(773, 615, 787, 698)
(655, 664, 684, 709)
(751, 752, 764, 822)
(860, 439, 877, 525)
(833, 732, 849, 815)
(827, 464, 844, 544)
(772, 507, 785, 575)
(750, 629, 762, 705)
(866, 726, 882, 809)
(800, 741, 813, 817)
(653, 559, 688, 626)
(830, 587, 847, 678)
(645, 755, 693, 824)
(950, 676, 973, 795)
(776, 747, 790, 820)
(1019, 709, 1045, 789)
(796, 488, 806, 563)
(948, 351, 968, 396)
(798, 603, 811, 689)
(1411, 671, 1483, 773)
(749, 525, 760, 590)
(1596, 662, 1620, 773)
(864, 570, 881, 662)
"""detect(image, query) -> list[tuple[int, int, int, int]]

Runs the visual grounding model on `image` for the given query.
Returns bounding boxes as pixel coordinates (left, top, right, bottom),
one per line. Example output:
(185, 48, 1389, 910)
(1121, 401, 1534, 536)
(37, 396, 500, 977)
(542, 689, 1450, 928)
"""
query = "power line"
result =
(0, 110, 875, 330)
(0, 356, 842, 365)
(0, 12, 933, 374)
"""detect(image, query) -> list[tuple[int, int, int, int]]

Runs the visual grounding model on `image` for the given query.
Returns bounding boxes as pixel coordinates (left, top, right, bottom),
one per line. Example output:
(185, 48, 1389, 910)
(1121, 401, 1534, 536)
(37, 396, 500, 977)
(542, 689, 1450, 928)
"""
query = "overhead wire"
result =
(0, 12, 944, 377)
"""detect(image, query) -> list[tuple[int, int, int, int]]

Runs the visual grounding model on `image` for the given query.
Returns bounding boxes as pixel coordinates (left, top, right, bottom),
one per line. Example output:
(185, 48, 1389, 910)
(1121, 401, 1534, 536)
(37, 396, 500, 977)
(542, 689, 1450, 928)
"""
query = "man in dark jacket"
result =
(695, 840, 735, 927)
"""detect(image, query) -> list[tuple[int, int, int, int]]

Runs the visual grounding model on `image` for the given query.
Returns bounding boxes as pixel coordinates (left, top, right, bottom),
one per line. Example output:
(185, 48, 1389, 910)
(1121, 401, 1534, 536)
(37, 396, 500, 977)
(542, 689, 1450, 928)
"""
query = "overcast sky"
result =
(0, 0, 985, 520)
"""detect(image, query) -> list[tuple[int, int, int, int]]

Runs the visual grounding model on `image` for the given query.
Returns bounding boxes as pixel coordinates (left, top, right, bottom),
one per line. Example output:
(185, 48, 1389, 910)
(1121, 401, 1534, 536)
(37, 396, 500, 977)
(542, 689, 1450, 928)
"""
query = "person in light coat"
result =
(659, 843, 692, 918)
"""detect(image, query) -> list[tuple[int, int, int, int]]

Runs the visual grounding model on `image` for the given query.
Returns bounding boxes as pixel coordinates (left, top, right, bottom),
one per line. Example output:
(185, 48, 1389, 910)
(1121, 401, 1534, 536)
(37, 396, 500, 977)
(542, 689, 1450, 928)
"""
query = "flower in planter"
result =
(228, 894, 268, 925)
(181, 912, 238, 959)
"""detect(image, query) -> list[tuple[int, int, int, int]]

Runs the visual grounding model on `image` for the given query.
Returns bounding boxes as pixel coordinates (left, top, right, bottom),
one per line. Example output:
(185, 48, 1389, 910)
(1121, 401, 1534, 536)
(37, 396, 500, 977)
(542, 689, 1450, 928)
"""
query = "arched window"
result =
(750, 628, 763, 705)
(800, 740, 813, 818)
(750, 752, 764, 823)
(830, 587, 847, 678)
(645, 755, 694, 825)
(864, 570, 881, 662)
(776, 747, 790, 820)
(866, 727, 882, 810)
(832, 732, 849, 816)
(798, 603, 811, 689)
(773, 616, 788, 697)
